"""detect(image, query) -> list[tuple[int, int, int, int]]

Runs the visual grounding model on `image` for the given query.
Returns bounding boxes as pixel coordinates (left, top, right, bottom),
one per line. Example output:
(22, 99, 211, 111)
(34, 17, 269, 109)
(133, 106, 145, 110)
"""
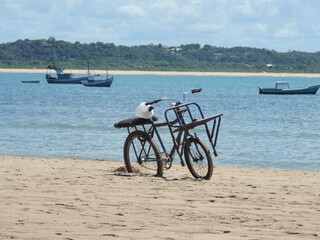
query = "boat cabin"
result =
(46, 65, 74, 80)
(275, 81, 289, 89)
(57, 73, 74, 79)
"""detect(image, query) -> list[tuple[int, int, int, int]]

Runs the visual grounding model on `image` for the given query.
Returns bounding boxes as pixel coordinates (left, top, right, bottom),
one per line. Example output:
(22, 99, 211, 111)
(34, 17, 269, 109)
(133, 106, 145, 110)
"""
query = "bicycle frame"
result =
(124, 101, 223, 167)
(114, 88, 223, 179)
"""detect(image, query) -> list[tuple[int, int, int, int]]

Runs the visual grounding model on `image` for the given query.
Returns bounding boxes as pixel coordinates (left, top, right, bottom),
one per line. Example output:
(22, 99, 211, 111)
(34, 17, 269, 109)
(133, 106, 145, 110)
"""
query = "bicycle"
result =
(114, 89, 223, 180)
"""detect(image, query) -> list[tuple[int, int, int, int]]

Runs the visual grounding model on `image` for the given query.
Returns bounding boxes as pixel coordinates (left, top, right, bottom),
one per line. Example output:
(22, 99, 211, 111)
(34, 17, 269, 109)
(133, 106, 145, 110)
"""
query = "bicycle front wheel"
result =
(184, 137, 213, 180)
(123, 130, 163, 177)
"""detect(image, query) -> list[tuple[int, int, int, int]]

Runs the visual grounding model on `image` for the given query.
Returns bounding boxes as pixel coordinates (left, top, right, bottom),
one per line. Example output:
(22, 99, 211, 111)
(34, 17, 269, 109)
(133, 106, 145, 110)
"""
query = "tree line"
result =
(1, 37, 320, 73)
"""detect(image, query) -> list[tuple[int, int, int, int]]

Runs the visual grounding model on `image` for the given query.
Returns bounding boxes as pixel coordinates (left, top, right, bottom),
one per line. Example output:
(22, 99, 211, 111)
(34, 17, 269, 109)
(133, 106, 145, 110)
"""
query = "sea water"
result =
(0, 72, 319, 171)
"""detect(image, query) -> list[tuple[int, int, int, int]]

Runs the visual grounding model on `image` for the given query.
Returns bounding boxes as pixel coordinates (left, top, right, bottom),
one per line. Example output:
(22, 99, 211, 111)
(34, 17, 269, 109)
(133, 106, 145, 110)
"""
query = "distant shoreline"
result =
(1, 68, 320, 77)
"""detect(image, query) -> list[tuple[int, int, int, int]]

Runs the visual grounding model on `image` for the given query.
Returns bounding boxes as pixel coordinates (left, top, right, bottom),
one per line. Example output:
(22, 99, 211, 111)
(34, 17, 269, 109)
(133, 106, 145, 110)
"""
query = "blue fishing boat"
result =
(46, 65, 87, 84)
(259, 81, 320, 94)
(81, 64, 113, 87)
(81, 76, 113, 87)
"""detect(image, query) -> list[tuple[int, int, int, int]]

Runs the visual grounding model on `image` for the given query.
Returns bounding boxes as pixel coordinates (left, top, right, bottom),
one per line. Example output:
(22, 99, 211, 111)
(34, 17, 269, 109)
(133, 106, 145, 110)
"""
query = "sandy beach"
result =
(1, 155, 319, 240)
(1, 68, 320, 77)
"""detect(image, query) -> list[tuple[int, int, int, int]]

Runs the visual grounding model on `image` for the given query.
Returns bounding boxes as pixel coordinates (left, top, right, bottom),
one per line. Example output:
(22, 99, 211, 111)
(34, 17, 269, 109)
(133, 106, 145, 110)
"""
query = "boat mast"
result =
(87, 61, 90, 75)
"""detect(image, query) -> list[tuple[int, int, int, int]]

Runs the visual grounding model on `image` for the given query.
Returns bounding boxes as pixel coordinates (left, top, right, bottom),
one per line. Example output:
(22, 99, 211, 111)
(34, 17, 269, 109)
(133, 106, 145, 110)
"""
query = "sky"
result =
(0, 0, 320, 52)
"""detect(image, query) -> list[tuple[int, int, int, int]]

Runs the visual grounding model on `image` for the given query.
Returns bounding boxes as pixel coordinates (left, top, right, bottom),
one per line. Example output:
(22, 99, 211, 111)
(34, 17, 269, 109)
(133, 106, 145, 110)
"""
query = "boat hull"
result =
(81, 78, 113, 87)
(22, 80, 40, 83)
(46, 77, 86, 84)
(259, 85, 320, 94)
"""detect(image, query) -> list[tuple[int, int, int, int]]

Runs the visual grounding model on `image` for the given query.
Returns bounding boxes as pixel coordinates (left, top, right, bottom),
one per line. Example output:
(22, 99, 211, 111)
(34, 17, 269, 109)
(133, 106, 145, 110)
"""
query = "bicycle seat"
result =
(114, 116, 158, 128)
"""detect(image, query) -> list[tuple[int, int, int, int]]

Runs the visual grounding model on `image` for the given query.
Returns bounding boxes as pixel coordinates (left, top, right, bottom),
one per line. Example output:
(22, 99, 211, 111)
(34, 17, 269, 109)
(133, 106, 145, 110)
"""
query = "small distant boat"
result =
(81, 76, 113, 87)
(81, 64, 113, 87)
(46, 65, 87, 84)
(21, 80, 40, 83)
(259, 81, 320, 94)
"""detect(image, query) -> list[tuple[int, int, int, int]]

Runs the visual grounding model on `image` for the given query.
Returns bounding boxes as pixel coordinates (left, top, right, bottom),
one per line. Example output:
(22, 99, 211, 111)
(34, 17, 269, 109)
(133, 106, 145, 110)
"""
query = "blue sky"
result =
(1, 0, 319, 52)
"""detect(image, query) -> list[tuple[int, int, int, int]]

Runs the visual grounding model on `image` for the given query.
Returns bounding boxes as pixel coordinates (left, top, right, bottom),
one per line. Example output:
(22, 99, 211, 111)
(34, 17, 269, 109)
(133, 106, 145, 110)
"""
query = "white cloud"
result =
(235, 0, 255, 17)
(117, 4, 147, 17)
(188, 23, 223, 33)
(65, 0, 84, 9)
(0, 0, 320, 51)
(254, 23, 268, 33)
(150, 0, 199, 24)
(274, 23, 299, 38)
(151, 0, 178, 10)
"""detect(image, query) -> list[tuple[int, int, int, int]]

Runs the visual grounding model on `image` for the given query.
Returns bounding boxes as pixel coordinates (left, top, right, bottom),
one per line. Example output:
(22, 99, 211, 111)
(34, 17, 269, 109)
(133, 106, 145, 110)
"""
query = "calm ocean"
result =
(0, 72, 319, 171)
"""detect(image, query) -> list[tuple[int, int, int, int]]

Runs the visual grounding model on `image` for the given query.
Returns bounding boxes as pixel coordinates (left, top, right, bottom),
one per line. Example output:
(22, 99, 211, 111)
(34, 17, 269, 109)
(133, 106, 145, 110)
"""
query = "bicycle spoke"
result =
(185, 137, 213, 180)
(123, 131, 163, 176)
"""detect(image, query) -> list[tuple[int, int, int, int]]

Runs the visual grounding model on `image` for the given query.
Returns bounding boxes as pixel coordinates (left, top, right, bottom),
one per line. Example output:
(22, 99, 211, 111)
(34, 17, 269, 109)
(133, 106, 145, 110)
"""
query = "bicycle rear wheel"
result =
(123, 130, 163, 177)
(184, 137, 213, 180)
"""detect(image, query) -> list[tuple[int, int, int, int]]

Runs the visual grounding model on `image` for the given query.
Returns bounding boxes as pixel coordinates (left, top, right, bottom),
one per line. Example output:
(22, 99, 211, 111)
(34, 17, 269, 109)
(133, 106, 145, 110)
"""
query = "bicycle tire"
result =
(184, 137, 213, 180)
(123, 130, 163, 177)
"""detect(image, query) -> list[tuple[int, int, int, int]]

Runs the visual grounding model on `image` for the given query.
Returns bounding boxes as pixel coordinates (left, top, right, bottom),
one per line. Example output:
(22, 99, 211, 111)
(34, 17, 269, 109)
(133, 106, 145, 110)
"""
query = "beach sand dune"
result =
(1, 155, 319, 239)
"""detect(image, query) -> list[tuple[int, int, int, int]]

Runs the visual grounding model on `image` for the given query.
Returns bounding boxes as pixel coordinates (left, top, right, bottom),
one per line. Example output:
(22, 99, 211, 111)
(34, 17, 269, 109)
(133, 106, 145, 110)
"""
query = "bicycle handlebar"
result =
(145, 89, 202, 106)
(192, 88, 202, 93)
(145, 99, 163, 105)
(183, 88, 202, 101)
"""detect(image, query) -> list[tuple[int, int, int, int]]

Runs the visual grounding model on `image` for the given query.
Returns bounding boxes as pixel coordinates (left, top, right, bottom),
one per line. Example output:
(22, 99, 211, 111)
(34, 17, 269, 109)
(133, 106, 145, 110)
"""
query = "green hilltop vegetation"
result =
(1, 37, 320, 73)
